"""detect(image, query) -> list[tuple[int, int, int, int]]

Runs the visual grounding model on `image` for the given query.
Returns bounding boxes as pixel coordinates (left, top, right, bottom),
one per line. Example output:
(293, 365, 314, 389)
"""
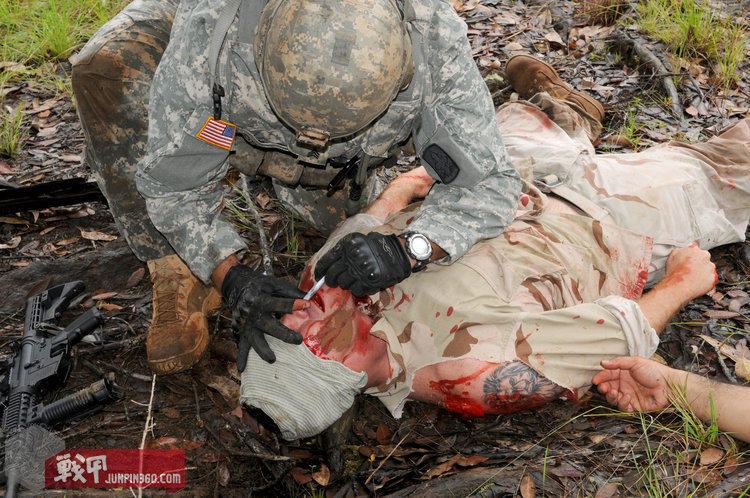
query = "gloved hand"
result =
(315, 232, 412, 296)
(221, 265, 305, 370)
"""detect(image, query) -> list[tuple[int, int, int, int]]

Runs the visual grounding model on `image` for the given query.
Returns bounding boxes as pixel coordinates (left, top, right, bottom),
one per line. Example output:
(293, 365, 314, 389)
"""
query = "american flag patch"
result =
(196, 117, 236, 150)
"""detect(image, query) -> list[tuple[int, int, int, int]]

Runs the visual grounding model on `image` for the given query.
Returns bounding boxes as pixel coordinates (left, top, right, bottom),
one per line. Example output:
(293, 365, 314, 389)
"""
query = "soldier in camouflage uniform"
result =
(240, 57, 750, 440)
(71, 0, 525, 375)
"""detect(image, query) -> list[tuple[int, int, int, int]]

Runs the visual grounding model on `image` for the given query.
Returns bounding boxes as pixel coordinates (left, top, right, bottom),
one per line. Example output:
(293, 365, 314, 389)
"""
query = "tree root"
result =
(609, 30, 685, 121)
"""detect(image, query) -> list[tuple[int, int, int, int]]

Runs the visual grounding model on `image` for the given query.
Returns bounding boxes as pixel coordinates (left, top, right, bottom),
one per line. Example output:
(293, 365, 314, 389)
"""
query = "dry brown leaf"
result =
(589, 434, 607, 444)
(0, 236, 21, 249)
(291, 468, 313, 484)
(0, 216, 31, 225)
(217, 462, 230, 487)
(426, 454, 462, 477)
(700, 447, 724, 466)
(0, 61, 26, 72)
(125, 267, 146, 289)
(0, 161, 14, 174)
(78, 227, 117, 241)
(724, 457, 739, 474)
(520, 474, 536, 498)
(199, 452, 218, 464)
(35, 137, 62, 147)
(456, 455, 488, 466)
(702, 309, 741, 319)
(312, 464, 331, 486)
(734, 345, 750, 381)
(28, 98, 60, 115)
(505, 42, 524, 51)
(699, 334, 750, 380)
(544, 31, 564, 47)
(375, 423, 392, 445)
(97, 302, 123, 312)
(595, 483, 620, 498)
(36, 125, 58, 137)
(39, 226, 56, 235)
(255, 192, 272, 209)
(145, 437, 203, 450)
(197, 369, 240, 404)
(24, 277, 52, 301)
(161, 407, 181, 419)
(549, 462, 584, 478)
(56, 237, 80, 246)
(59, 153, 82, 163)
(92, 291, 119, 300)
(605, 133, 636, 148)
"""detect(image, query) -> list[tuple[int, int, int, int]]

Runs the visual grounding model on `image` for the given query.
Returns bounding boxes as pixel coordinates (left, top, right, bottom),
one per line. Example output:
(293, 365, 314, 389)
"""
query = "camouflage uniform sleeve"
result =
(408, 0, 520, 262)
(135, 0, 247, 283)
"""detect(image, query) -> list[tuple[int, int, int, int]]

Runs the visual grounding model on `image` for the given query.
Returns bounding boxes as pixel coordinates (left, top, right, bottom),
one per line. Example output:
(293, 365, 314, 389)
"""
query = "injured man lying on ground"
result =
(240, 94, 750, 441)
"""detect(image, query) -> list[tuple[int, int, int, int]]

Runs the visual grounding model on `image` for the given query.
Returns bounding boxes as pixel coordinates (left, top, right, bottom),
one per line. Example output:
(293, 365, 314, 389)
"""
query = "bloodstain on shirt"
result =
(596, 319, 605, 324)
(446, 306, 454, 317)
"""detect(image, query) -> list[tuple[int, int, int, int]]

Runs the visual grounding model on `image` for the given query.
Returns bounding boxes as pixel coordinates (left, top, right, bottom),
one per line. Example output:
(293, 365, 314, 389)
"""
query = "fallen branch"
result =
(203, 422, 293, 462)
(240, 175, 274, 276)
(609, 31, 684, 120)
(138, 374, 157, 498)
(77, 335, 146, 355)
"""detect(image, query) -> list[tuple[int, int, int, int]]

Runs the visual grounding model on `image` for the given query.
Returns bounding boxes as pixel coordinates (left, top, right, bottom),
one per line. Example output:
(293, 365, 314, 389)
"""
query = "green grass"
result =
(0, 0, 127, 157)
(0, 103, 25, 157)
(616, 97, 645, 150)
(0, 0, 127, 65)
(636, 0, 749, 90)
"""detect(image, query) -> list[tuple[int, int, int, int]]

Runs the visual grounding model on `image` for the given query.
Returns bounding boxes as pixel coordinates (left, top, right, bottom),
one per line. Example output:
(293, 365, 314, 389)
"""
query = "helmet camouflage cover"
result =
(254, 0, 413, 149)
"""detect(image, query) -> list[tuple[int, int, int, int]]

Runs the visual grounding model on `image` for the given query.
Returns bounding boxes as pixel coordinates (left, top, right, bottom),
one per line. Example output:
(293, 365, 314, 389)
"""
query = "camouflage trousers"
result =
(71, 0, 179, 262)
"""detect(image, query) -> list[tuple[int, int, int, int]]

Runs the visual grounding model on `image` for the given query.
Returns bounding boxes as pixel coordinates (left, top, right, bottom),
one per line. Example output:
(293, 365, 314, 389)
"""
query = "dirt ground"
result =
(1, 0, 749, 495)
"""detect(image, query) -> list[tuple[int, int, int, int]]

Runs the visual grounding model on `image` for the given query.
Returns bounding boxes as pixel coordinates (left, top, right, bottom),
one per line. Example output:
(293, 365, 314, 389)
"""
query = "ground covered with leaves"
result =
(1, 0, 749, 495)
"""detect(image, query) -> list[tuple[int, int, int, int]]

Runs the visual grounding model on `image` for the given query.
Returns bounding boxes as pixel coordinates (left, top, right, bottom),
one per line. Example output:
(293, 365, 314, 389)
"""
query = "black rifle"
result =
(0, 281, 123, 497)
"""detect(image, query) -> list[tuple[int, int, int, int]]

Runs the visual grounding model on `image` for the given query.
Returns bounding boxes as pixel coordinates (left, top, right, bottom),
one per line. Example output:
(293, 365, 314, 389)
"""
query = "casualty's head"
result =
(253, 0, 413, 149)
(240, 278, 387, 440)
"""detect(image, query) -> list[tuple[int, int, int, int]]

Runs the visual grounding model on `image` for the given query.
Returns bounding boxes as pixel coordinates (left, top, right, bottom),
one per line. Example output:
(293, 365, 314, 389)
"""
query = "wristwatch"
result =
(401, 232, 433, 272)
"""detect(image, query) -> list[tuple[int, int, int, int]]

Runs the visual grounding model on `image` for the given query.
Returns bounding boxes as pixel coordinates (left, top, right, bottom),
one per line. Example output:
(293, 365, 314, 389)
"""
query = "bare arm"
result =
(410, 358, 567, 416)
(593, 356, 750, 443)
(364, 167, 447, 262)
(636, 245, 716, 333)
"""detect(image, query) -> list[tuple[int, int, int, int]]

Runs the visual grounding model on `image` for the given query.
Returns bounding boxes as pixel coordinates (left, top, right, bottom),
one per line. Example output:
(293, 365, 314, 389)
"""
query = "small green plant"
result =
(0, 103, 25, 157)
(635, 0, 748, 90)
(618, 97, 645, 150)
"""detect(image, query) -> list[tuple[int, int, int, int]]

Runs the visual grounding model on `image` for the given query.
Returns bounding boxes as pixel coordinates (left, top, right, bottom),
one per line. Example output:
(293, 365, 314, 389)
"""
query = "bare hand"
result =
(662, 245, 716, 299)
(592, 356, 675, 412)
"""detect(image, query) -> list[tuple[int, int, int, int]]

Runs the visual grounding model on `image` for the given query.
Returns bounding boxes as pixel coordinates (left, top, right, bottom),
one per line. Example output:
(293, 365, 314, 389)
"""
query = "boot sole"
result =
(147, 314, 210, 375)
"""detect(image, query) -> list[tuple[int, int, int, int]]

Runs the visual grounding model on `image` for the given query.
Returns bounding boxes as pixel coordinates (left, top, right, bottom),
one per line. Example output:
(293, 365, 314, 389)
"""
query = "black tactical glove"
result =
(221, 265, 305, 370)
(315, 232, 412, 296)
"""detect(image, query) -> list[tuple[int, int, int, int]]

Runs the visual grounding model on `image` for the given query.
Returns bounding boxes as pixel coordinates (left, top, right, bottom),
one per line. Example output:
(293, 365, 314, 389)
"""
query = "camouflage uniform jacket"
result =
(135, 0, 520, 282)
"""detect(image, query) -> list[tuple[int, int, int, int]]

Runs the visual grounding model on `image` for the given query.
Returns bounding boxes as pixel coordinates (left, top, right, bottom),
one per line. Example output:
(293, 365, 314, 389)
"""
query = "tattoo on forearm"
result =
(483, 361, 566, 413)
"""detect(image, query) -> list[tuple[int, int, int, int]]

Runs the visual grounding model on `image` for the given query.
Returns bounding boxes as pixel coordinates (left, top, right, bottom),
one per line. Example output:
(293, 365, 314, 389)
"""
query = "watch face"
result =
(409, 234, 432, 260)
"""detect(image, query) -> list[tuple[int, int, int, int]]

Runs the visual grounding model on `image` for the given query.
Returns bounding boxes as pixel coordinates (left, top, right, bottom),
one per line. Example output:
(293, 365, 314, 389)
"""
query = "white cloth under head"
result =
(241, 336, 367, 440)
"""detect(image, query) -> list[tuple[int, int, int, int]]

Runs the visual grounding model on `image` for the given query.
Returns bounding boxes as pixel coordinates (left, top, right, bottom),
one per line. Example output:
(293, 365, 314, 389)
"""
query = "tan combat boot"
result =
(505, 54, 605, 123)
(146, 254, 223, 375)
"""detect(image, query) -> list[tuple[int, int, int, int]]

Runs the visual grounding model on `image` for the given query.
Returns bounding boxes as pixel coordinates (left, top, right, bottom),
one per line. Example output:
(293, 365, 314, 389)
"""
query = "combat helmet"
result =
(254, 0, 413, 151)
